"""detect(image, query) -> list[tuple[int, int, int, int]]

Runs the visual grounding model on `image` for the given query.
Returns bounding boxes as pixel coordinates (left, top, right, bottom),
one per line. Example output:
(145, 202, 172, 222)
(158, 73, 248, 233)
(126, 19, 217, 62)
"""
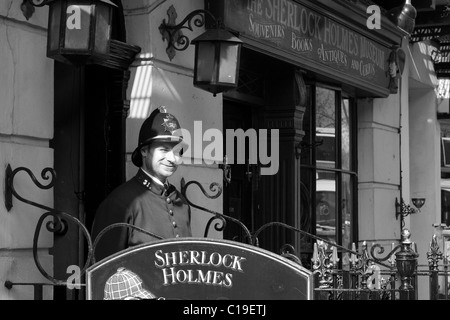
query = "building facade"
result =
(0, 0, 446, 300)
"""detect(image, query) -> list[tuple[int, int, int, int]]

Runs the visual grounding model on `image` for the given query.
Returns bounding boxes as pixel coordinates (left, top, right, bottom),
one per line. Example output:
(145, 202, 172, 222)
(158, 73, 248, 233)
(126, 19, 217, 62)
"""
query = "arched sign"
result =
(86, 238, 313, 300)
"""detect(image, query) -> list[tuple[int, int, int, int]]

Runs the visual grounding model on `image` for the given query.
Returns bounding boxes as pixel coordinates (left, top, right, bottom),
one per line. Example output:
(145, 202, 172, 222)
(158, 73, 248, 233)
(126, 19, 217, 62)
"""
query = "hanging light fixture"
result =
(191, 28, 242, 96)
(159, 5, 243, 97)
(388, 0, 417, 35)
(25, 0, 117, 65)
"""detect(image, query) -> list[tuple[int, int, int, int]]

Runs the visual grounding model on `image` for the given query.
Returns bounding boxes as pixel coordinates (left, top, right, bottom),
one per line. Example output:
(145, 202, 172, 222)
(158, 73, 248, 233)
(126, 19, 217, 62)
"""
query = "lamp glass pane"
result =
(64, 4, 92, 50)
(218, 43, 238, 84)
(195, 42, 216, 83)
(48, 1, 62, 52)
(94, 4, 112, 55)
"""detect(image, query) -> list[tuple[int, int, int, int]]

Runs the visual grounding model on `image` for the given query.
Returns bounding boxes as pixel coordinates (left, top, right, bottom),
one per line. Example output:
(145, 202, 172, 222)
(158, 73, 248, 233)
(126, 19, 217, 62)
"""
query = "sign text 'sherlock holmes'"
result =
(154, 250, 247, 288)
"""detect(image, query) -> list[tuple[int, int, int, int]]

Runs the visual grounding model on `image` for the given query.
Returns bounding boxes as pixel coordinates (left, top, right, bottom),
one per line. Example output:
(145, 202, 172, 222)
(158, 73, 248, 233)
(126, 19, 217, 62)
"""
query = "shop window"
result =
(442, 137, 450, 167)
(300, 85, 357, 258)
(441, 189, 450, 227)
(441, 136, 450, 226)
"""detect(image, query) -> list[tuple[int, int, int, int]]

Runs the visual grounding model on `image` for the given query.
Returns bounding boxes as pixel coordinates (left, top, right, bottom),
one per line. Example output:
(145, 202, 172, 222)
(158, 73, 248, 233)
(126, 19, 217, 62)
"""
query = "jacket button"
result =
(169, 209, 173, 215)
(175, 234, 180, 238)
(172, 221, 177, 228)
(166, 198, 171, 204)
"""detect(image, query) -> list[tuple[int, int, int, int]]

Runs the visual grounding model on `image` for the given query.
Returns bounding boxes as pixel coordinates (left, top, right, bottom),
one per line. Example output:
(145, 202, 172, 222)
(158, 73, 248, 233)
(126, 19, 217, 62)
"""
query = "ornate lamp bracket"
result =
(3, 164, 94, 285)
(159, 5, 219, 60)
(4, 164, 57, 213)
(395, 197, 417, 220)
(218, 155, 232, 186)
(20, 0, 56, 20)
(4, 164, 13, 211)
(24, 0, 52, 6)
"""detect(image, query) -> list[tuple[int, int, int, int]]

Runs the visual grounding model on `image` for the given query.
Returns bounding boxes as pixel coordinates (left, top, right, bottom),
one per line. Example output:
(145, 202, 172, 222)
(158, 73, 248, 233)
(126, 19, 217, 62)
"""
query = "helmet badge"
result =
(162, 114, 178, 134)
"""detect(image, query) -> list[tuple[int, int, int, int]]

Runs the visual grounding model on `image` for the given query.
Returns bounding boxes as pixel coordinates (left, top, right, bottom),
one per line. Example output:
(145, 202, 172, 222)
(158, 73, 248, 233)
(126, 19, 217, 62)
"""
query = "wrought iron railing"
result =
(3, 164, 450, 300)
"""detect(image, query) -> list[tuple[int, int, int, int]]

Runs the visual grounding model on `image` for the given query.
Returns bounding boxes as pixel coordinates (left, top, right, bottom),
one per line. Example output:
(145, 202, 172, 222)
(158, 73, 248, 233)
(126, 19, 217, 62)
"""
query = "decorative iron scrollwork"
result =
(311, 241, 335, 289)
(395, 197, 419, 220)
(180, 178, 252, 243)
(33, 211, 93, 285)
(159, 5, 220, 60)
(5, 164, 57, 213)
(218, 155, 231, 186)
(427, 234, 443, 271)
(24, 0, 51, 7)
(252, 221, 357, 255)
(370, 242, 402, 264)
(4, 163, 428, 299)
(91, 223, 164, 264)
(280, 244, 303, 265)
(3, 164, 94, 285)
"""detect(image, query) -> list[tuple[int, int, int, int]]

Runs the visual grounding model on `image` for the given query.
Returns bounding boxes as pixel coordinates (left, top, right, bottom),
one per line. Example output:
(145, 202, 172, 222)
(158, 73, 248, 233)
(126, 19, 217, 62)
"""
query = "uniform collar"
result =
(136, 169, 173, 196)
(141, 168, 168, 188)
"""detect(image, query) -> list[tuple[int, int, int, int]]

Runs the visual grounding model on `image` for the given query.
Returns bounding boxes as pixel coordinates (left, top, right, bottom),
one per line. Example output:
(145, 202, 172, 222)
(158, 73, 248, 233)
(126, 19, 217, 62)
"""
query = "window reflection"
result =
(300, 85, 356, 267)
(342, 98, 351, 171)
(316, 87, 336, 168)
(342, 174, 353, 250)
(316, 172, 336, 244)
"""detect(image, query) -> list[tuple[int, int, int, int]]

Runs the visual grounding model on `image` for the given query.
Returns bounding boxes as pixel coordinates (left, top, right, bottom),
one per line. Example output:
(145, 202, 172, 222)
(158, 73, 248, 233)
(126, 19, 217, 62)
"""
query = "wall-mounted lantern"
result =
(159, 5, 243, 97)
(191, 28, 242, 96)
(24, 0, 117, 65)
(388, 0, 417, 35)
(395, 197, 425, 220)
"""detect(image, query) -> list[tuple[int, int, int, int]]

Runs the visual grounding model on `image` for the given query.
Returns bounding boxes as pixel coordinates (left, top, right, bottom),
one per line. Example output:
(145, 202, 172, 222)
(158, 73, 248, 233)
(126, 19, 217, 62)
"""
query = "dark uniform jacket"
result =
(91, 169, 191, 262)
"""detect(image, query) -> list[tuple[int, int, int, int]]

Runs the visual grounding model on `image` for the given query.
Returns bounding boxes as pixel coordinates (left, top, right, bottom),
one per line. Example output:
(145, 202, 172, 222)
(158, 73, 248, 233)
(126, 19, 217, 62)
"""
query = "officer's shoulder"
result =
(105, 177, 143, 200)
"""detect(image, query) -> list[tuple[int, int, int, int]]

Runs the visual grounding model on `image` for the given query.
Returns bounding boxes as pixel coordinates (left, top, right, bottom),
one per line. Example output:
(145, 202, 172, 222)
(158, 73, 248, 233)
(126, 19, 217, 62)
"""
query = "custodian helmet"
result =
(131, 106, 185, 167)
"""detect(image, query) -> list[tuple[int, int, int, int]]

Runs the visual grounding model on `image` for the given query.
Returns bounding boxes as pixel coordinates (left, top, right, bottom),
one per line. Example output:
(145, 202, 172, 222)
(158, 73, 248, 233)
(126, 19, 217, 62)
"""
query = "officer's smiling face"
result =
(141, 141, 181, 182)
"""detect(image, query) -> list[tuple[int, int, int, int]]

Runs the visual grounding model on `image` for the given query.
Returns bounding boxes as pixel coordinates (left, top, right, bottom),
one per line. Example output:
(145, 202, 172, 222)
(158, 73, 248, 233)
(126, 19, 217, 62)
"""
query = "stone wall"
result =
(0, 1, 54, 300)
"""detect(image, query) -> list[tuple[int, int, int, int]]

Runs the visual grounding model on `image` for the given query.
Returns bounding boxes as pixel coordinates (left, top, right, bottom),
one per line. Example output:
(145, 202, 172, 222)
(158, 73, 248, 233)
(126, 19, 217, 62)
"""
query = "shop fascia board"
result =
(314, 0, 407, 47)
(240, 36, 390, 98)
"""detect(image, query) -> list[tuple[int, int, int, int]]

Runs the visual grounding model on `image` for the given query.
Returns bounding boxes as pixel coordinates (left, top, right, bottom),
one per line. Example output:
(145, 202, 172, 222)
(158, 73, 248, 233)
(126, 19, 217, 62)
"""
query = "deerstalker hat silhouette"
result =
(103, 267, 155, 300)
(131, 106, 186, 167)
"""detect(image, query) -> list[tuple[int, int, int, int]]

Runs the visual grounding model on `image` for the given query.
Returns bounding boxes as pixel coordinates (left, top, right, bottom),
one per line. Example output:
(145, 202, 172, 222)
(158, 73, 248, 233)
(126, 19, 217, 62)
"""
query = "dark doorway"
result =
(222, 47, 307, 258)
(223, 100, 261, 242)
(51, 62, 123, 300)
(51, 62, 86, 300)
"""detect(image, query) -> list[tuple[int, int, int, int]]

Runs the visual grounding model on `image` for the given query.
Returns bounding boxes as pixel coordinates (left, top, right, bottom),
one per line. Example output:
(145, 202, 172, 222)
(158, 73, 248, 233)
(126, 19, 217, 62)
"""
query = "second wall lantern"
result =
(191, 28, 242, 96)
(159, 5, 243, 97)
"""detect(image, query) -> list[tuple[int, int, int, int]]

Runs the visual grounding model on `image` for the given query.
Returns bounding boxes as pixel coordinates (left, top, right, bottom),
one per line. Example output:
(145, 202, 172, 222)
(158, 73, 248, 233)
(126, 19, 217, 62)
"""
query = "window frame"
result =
(441, 137, 450, 168)
(300, 82, 358, 252)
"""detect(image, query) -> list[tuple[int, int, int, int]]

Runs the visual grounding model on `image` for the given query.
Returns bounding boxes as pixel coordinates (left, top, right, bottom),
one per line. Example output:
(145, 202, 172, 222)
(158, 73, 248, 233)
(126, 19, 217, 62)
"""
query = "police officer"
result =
(91, 106, 191, 261)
